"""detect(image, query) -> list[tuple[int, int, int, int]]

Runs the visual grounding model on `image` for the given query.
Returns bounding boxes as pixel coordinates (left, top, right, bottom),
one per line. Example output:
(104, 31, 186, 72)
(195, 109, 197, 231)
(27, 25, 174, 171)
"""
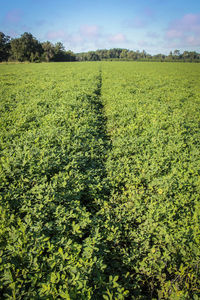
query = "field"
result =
(0, 61, 200, 299)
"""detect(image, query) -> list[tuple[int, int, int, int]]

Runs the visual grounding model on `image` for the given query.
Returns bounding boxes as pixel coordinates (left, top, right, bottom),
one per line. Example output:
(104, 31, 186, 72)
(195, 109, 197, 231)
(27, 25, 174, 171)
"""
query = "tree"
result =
(86, 51, 100, 61)
(127, 51, 137, 60)
(167, 51, 174, 61)
(42, 41, 55, 62)
(96, 49, 108, 60)
(141, 50, 147, 59)
(0, 32, 11, 62)
(10, 32, 42, 62)
(173, 49, 180, 59)
(65, 50, 76, 61)
(54, 42, 67, 61)
(120, 49, 128, 60)
(153, 53, 165, 61)
(182, 51, 189, 61)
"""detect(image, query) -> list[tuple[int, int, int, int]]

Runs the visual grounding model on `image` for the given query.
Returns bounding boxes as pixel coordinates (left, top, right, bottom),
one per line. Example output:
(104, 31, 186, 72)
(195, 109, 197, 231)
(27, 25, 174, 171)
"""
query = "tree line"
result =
(77, 48, 200, 62)
(1, 31, 200, 63)
(0, 32, 76, 62)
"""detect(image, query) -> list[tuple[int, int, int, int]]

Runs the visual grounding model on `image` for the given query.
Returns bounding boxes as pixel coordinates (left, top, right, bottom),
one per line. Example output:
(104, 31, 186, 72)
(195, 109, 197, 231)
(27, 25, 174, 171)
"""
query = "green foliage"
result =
(0, 32, 10, 62)
(10, 32, 43, 62)
(0, 62, 200, 299)
(101, 62, 200, 298)
(76, 48, 200, 62)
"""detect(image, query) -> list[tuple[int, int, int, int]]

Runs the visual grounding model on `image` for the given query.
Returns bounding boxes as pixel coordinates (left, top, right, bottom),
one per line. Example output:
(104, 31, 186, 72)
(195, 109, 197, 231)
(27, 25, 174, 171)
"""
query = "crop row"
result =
(0, 63, 115, 299)
(100, 62, 200, 298)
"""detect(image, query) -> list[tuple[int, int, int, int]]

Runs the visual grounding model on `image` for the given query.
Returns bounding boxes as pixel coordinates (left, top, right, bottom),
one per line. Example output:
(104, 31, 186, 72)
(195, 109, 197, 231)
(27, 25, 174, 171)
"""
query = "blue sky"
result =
(1, 0, 200, 54)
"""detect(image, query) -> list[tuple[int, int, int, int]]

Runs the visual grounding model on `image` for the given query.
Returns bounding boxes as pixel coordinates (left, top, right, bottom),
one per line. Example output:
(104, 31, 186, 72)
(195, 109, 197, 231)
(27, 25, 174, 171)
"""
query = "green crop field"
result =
(0, 62, 200, 299)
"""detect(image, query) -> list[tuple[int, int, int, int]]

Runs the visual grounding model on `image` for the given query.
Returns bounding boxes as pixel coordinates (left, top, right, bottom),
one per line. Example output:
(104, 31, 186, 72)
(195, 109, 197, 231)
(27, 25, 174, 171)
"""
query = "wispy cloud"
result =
(44, 25, 102, 51)
(79, 25, 100, 39)
(35, 20, 47, 27)
(165, 14, 200, 47)
(45, 30, 67, 40)
(4, 9, 23, 24)
(69, 25, 102, 50)
(108, 33, 127, 43)
(143, 8, 154, 18)
(124, 17, 148, 29)
(124, 7, 155, 29)
(146, 31, 160, 39)
(1, 9, 33, 37)
(138, 40, 154, 47)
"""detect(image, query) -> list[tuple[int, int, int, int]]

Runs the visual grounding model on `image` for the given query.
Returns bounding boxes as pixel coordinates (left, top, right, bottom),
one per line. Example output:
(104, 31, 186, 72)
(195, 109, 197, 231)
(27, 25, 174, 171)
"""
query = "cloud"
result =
(133, 17, 148, 28)
(165, 14, 200, 47)
(45, 30, 68, 41)
(67, 25, 101, 51)
(166, 29, 183, 39)
(35, 20, 47, 27)
(4, 9, 22, 24)
(143, 8, 155, 18)
(66, 31, 128, 52)
(2, 9, 32, 35)
(79, 25, 100, 39)
(44, 25, 128, 52)
(44, 25, 102, 52)
(124, 7, 155, 29)
(171, 14, 200, 32)
(70, 34, 84, 44)
(109, 33, 127, 43)
(138, 40, 155, 48)
(125, 17, 147, 29)
(184, 36, 200, 47)
(146, 31, 160, 39)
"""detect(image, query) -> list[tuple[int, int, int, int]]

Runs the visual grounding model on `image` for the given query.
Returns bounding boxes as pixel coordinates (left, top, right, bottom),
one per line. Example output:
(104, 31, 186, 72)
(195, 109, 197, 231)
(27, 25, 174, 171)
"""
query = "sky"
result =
(0, 0, 200, 54)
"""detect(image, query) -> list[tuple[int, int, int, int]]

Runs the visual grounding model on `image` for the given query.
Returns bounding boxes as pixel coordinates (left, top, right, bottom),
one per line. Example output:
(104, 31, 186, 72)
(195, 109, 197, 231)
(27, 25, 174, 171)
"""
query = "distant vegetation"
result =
(1, 31, 200, 63)
(76, 48, 200, 62)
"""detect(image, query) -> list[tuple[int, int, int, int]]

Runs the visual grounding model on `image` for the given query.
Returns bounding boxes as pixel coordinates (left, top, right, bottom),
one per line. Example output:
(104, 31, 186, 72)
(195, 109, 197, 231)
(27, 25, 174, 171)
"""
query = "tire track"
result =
(79, 68, 112, 212)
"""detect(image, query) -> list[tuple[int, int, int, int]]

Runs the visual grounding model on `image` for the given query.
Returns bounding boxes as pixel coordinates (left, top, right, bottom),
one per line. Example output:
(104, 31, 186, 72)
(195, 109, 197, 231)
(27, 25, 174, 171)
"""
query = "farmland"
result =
(0, 62, 200, 299)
